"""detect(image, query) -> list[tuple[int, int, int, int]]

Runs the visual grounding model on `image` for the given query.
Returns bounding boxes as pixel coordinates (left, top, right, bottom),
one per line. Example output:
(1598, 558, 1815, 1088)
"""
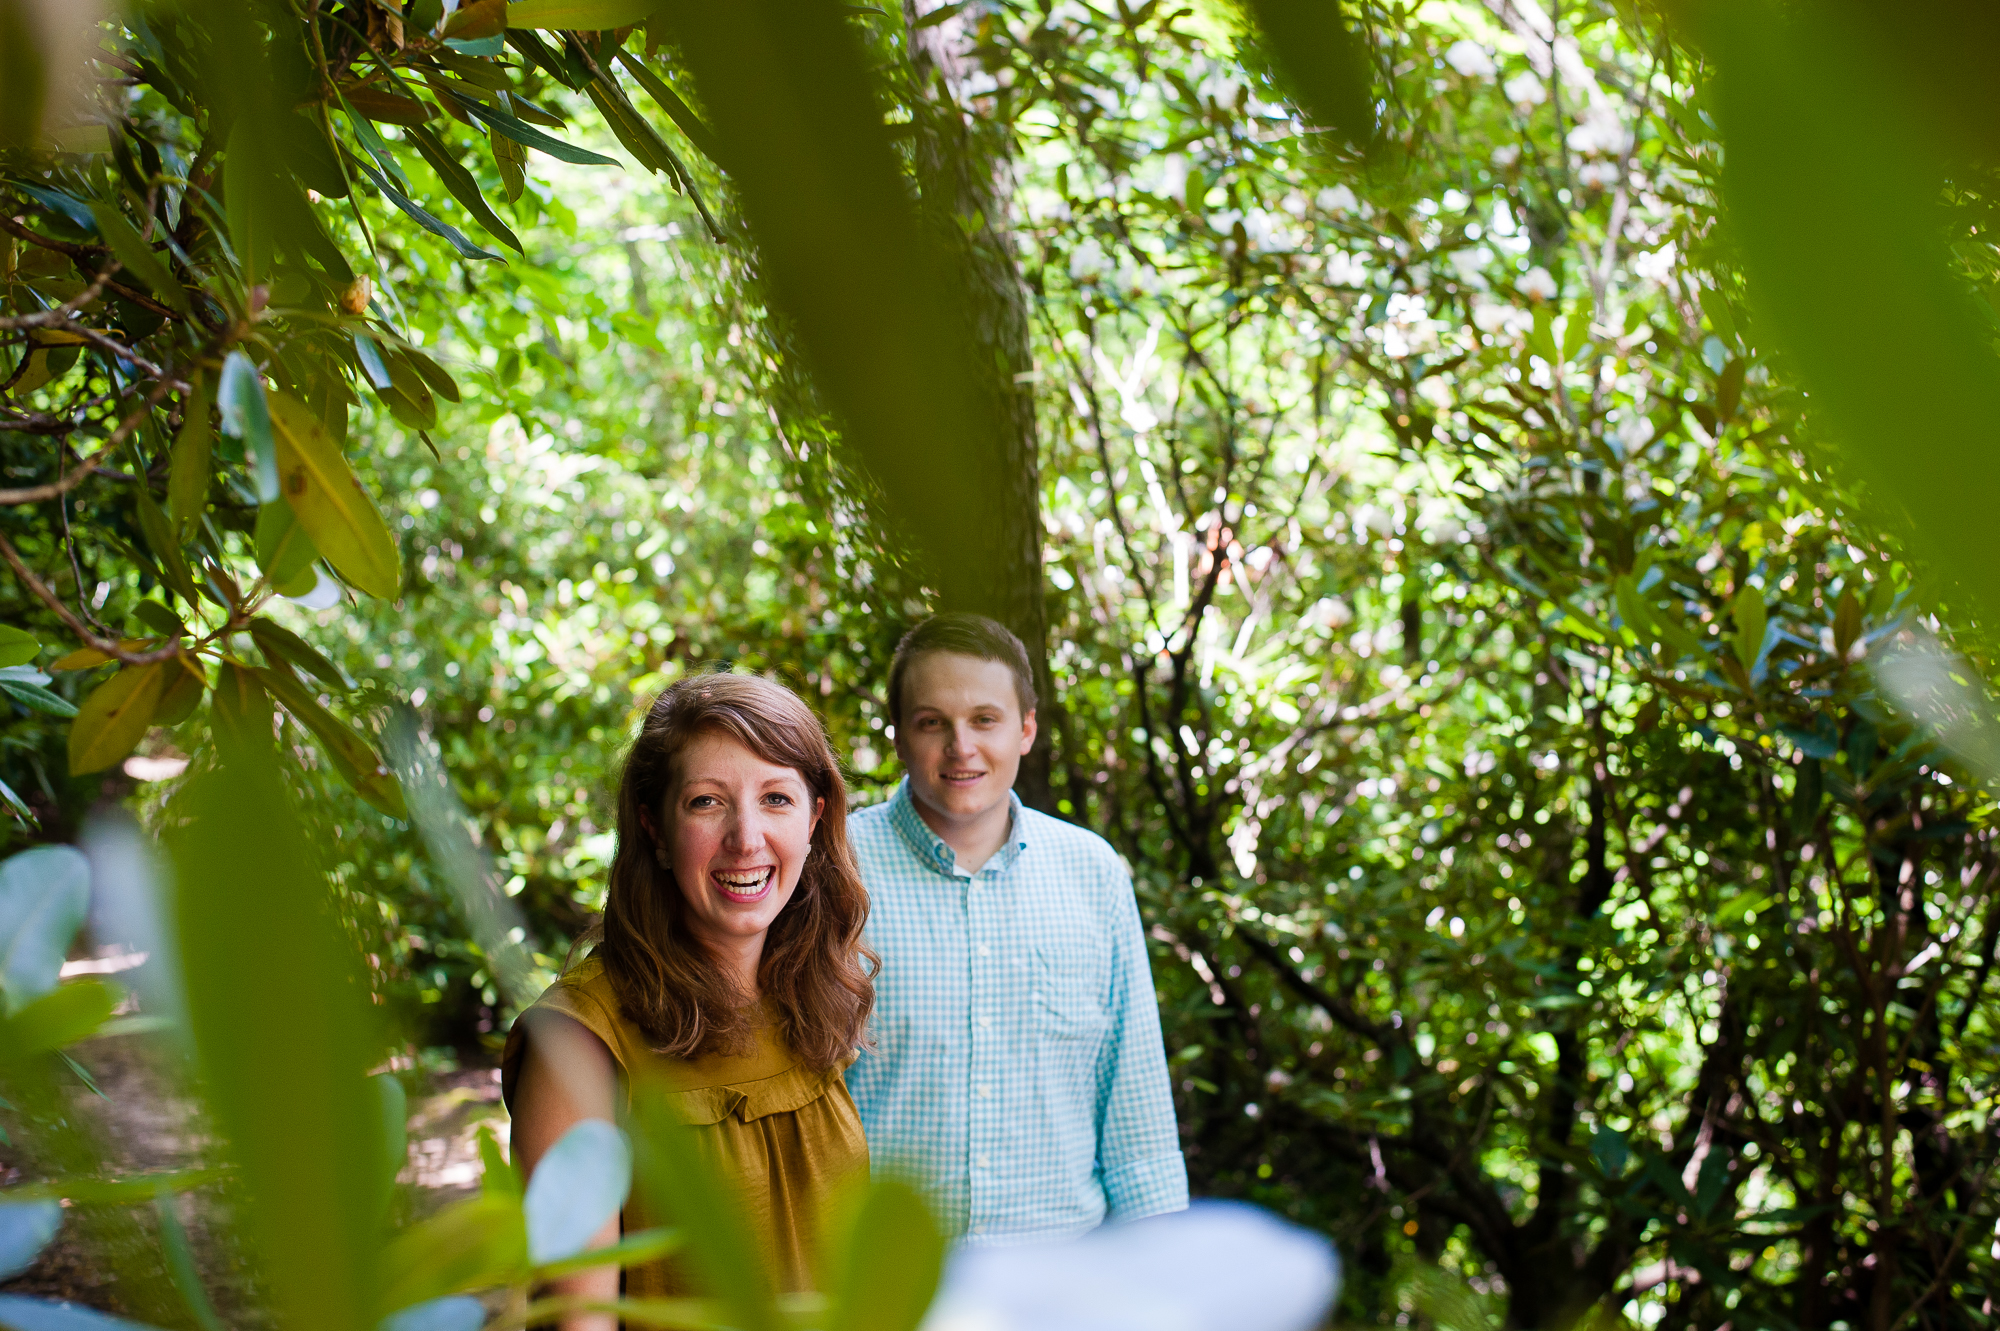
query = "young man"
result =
(846, 613, 1188, 1244)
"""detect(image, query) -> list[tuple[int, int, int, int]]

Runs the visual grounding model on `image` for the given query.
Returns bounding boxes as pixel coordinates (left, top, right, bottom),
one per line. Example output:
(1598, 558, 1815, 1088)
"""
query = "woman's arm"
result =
(511, 1010, 622, 1331)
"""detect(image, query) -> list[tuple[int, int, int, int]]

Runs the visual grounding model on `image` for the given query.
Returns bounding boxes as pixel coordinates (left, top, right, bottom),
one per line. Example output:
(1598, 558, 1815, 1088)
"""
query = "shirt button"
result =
(976, 1154, 990, 1168)
(975, 1084, 989, 1097)
(978, 1015, 991, 1028)
(971, 1225, 984, 1236)
(976, 945, 990, 957)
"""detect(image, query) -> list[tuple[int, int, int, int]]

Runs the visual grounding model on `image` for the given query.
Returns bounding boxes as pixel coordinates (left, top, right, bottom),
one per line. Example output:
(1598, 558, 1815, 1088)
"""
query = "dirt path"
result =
(0, 1032, 510, 1325)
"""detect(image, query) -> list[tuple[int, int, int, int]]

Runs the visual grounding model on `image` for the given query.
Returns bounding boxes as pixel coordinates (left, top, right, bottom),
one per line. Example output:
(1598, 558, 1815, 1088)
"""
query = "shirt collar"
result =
(887, 778, 1030, 877)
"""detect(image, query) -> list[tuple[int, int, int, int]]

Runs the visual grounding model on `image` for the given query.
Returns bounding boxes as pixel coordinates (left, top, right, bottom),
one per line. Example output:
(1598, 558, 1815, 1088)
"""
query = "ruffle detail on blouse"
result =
(659, 1060, 852, 1126)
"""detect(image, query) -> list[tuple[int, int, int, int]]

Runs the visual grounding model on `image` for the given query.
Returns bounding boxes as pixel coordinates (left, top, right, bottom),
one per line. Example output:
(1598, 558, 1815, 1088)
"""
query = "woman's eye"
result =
(764, 793, 794, 807)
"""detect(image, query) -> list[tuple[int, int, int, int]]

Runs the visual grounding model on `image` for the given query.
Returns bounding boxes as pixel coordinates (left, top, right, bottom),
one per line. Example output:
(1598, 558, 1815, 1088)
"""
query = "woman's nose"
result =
(721, 809, 770, 854)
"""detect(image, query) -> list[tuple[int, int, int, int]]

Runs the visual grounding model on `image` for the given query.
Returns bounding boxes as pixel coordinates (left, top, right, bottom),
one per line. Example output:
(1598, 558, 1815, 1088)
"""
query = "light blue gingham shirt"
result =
(845, 779, 1188, 1245)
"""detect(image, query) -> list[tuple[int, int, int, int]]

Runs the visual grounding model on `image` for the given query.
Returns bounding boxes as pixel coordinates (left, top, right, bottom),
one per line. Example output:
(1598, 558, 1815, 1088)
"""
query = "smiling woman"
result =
(501, 672, 877, 1317)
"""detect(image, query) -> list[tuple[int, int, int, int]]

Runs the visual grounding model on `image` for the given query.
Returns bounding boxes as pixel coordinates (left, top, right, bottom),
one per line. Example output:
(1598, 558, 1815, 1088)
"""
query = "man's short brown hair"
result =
(887, 613, 1037, 724)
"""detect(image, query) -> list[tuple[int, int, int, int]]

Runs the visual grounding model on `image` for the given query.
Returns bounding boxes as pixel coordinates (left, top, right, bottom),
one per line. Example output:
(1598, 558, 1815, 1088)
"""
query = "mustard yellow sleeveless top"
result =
(500, 956, 867, 1296)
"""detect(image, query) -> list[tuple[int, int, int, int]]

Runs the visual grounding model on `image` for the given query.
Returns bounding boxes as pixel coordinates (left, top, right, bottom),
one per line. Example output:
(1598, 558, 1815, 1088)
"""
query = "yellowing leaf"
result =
(505, 0, 664, 30)
(267, 392, 401, 599)
(68, 663, 167, 775)
(51, 641, 155, 671)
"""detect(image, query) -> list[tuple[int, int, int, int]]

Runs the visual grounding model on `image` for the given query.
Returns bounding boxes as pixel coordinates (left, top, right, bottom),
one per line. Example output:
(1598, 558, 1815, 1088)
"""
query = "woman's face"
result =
(663, 731, 824, 959)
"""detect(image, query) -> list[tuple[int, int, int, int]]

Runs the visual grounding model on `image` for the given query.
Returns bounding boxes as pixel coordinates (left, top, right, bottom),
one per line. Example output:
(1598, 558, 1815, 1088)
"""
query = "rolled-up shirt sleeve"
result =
(1095, 865, 1190, 1222)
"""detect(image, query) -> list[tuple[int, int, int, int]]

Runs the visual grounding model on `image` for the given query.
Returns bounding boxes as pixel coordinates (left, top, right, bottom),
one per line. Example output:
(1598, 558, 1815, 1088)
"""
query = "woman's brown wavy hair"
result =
(595, 671, 874, 1071)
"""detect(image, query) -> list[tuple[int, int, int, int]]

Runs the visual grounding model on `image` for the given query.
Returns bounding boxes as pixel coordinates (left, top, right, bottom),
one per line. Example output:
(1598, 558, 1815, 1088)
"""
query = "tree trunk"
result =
(903, 1, 1056, 813)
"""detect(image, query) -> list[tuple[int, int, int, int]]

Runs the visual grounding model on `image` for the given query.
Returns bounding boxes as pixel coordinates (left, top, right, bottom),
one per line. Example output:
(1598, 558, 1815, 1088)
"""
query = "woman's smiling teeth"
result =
(712, 867, 775, 901)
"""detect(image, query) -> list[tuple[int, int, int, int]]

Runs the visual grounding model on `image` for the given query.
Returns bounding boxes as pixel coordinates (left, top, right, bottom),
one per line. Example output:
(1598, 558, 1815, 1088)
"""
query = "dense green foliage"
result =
(6, 1, 2000, 1329)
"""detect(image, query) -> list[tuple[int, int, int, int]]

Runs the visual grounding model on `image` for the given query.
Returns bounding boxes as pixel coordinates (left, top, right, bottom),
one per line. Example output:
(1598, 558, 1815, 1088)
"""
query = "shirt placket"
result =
(964, 853, 1004, 1239)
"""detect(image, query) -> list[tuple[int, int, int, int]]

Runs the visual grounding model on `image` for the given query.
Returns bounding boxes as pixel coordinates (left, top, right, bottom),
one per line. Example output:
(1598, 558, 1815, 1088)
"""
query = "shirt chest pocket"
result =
(1033, 946, 1112, 1042)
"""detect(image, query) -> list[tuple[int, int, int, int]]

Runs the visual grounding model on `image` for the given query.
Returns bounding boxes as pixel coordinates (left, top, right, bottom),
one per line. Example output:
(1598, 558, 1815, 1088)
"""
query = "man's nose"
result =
(946, 721, 974, 754)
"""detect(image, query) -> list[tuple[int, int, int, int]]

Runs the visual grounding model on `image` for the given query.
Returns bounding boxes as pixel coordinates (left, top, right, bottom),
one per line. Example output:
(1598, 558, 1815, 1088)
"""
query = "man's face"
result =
(894, 651, 1037, 827)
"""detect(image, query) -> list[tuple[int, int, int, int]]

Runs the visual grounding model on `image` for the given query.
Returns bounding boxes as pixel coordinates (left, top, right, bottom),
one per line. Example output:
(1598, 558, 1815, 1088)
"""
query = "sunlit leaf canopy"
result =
(6, 0, 2000, 1327)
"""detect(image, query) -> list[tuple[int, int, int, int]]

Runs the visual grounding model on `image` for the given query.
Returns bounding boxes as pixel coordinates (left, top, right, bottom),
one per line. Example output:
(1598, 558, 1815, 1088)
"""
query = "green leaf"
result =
(402, 347, 462, 403)
(529, 1227, 683, 1281)
(254, 666, 409, 819)
(1528, 306, 1560, 363)
(209, 664, 274, 760)
(1701, 3, 2000, 635)
(822, 1178, 943, 1331)
(477, 1124, 519, 1200)
(378, 1194, 529, 1314)
(0, 628, 39, 670)
(133, 486, 202, 607)
(153, 1190, 226, 1331)
(0, 846, 90, 1007)
(443, 88, 620, 166)
(85, 202, 190, 314)
(613, 51, 725, 166)
(169, 381, 213, 540)
(350, 157, 503, 263)
(405, 122, 524, 253)
(1698, 285, 1739, 349)
(381, 350, 440, 429)
(218, 352, 279, 504)
(249, 619, 351, 693)
(0, 1170, 224, 1205)
(68, 663, 166, 775)
(3, 180, 96, 232)
(267, 391, 402, 600)
(0, 980, 119, 1061)
(665, 0, 1006, 600)
(1562, 296, 1595, 362)
(504, 29, 583, 90)
(254, 502, 321, 597)
(0, 670, 77, 719)
(340, 92, 412, 193)
(132, 602, 186, 639)
(1732, 585, 1767, 673)
(1237, 0, 1375, 150)
(168, 745, 387, 1331)
(372, 1072, 408, 1223)
(153, 656, 206, 729)
(505, 0, 666, 30)
(488, 125, 526, 201)
(224, 120, 276, 288)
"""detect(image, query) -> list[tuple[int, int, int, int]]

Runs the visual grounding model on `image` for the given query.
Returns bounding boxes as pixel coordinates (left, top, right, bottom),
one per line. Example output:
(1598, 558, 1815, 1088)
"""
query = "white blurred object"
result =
(921, 1202, 1340, 1331)
(1875, 626, 2000, 782)
(285, 566, 344, 611)
(1443, 40, 1495, 79)
(81, 811, 186, 1030)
